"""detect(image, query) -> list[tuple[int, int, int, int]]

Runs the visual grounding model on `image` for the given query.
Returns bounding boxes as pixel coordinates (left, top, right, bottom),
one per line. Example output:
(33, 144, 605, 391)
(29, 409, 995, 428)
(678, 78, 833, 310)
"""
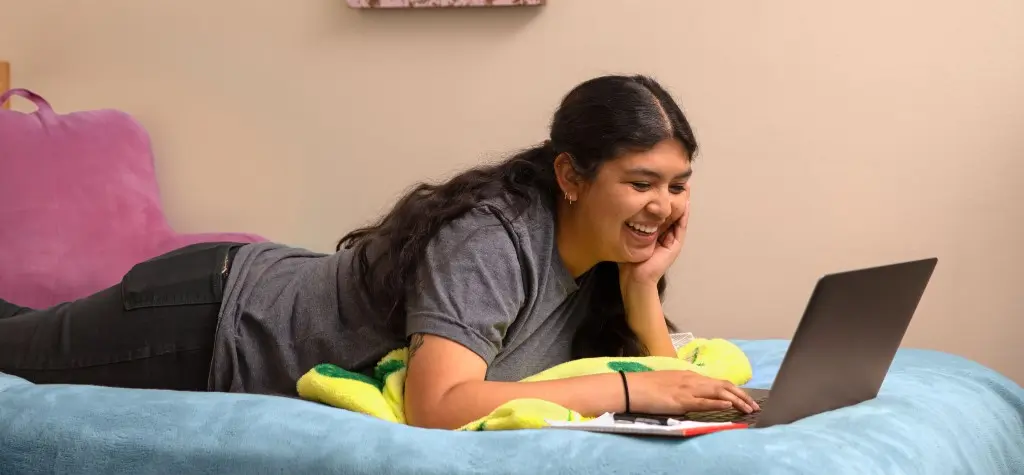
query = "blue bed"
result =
(1, 339, 1021, 474)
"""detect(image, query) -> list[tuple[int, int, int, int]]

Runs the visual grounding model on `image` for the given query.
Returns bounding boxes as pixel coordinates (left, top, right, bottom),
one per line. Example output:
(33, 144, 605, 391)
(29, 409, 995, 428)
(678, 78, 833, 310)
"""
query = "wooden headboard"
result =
(0, 60, 10, 109)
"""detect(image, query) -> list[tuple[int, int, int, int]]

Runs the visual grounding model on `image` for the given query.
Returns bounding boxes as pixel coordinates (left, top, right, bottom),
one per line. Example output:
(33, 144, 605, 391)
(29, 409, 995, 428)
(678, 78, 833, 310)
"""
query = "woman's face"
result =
(572, 139, 692, 264)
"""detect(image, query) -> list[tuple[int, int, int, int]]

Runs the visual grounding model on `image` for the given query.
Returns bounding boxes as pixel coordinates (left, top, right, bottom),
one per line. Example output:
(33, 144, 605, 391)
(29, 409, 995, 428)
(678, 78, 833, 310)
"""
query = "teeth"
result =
(627, 222, 657, 234)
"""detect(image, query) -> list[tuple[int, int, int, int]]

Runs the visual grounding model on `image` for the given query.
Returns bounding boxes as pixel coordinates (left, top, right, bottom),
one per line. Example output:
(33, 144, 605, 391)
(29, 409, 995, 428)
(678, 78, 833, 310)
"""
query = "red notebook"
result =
(543, 413, 748, 438)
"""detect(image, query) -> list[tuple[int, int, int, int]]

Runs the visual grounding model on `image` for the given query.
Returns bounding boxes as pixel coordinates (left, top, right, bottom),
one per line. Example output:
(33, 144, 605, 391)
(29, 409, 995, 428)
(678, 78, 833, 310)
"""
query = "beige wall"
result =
(2, 0, 1022, 383)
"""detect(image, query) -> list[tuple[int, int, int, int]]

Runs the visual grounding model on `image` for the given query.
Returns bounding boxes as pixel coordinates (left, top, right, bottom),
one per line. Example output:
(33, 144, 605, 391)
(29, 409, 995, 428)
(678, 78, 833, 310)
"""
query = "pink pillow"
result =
(0, 89, 266, 308)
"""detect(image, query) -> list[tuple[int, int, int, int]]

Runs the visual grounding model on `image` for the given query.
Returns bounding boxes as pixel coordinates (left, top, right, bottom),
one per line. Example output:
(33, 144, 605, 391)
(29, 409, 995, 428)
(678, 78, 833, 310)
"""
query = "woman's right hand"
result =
(625, 370, 761, 415)
(404, 333, 761, 429)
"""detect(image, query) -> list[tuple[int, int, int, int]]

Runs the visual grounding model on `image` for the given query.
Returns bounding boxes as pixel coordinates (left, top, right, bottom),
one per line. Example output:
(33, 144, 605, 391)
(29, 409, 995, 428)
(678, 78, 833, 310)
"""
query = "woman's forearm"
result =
(411, 373, 626, 430)
(621, 283, 677, 358)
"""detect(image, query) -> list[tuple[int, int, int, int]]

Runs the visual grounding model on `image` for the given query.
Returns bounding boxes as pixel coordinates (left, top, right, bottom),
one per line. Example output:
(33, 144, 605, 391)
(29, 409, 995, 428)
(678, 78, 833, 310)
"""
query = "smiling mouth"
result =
(626, 221, 658, 237)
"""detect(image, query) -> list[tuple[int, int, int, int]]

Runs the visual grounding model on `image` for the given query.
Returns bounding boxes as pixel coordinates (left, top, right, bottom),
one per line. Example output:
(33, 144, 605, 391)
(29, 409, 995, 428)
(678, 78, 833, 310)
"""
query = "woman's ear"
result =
(553, 152, 582, 201)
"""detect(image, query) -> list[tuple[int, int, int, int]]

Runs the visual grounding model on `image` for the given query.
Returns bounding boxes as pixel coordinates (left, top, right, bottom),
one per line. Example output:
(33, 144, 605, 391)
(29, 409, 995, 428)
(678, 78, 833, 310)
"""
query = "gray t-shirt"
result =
(207, 195, 595, 396)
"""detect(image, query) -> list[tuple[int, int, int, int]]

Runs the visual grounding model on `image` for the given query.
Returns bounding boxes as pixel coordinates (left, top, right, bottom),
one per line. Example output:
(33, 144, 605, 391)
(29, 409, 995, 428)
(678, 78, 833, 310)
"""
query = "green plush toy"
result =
(296, 337, 752, 431)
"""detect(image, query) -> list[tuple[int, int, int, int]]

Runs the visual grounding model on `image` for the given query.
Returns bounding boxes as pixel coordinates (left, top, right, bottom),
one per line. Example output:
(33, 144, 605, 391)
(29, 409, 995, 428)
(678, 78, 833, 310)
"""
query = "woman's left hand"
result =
(618, 194, 690, 290)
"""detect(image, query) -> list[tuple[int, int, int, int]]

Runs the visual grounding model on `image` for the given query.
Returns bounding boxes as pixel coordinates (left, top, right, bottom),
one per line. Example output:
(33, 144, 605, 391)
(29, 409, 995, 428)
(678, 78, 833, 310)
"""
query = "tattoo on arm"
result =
(409, 333, 425, 360)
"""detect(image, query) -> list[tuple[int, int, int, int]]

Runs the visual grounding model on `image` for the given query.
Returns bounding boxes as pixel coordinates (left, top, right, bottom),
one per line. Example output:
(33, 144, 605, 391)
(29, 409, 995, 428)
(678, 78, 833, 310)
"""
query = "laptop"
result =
(677, 257, 938, 428)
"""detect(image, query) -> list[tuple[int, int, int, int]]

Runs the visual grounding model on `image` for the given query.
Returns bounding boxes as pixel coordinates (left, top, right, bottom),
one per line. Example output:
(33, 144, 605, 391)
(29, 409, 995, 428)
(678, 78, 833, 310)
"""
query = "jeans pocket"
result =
(121, 242, 242, 310)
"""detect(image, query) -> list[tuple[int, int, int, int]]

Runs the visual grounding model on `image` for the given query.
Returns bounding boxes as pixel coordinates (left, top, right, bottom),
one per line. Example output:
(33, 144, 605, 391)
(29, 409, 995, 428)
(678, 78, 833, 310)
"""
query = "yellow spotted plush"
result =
(296, 337, 752, 431)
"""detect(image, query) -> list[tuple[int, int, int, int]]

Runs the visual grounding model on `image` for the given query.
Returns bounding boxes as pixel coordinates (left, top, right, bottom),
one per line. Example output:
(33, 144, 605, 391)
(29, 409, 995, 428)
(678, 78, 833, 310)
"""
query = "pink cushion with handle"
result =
(0, 88, 267, 308)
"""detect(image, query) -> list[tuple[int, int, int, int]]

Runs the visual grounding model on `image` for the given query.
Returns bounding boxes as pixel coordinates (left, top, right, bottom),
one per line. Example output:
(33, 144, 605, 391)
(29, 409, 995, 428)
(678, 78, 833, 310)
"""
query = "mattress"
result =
(1, 339, 1022, 474)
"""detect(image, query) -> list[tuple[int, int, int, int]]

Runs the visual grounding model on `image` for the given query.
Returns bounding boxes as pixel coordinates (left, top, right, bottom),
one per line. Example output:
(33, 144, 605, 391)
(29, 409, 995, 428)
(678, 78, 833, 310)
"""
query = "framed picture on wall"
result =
(347, 0, 544, 8)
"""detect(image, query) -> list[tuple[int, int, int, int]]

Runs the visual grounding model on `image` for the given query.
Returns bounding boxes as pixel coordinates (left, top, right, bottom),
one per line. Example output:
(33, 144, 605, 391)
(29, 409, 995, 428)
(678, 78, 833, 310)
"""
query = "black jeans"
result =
(0, 242, 244, 391)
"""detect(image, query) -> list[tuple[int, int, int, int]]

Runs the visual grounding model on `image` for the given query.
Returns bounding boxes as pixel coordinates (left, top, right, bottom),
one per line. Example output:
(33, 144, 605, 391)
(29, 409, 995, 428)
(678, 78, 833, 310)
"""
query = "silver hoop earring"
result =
(564, 192, 575, 205)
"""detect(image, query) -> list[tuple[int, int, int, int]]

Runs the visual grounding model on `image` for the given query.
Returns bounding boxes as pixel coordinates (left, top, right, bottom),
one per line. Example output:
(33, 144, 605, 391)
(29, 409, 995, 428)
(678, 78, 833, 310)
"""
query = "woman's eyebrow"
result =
(624, 168, 693, 180)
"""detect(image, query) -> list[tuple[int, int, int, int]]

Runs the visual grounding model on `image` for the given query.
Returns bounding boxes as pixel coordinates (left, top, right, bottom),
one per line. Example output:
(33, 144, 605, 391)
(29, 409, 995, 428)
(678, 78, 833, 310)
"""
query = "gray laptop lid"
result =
(756, 258, 938, 428)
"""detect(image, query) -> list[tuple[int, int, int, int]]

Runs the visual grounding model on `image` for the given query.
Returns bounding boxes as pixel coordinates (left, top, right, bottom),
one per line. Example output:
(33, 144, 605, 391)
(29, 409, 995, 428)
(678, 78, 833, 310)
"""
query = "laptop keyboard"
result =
(683, 396, 769, 424)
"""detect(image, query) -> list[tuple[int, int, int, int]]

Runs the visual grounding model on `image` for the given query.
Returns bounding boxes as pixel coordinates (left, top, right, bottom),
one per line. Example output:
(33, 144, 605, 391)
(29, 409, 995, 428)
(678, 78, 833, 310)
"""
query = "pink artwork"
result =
(347, 0, 544, 8)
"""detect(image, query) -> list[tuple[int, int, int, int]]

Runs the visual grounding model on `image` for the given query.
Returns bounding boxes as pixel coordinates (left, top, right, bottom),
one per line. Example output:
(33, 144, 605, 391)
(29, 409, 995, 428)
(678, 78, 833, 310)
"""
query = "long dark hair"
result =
(338, 74, 699, 358)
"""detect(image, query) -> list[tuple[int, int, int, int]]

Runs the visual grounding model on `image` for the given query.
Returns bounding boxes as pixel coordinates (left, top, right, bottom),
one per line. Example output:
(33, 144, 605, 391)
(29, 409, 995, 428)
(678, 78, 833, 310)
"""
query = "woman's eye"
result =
(670, 184, 688, 194)
(631, 182, 652, 192)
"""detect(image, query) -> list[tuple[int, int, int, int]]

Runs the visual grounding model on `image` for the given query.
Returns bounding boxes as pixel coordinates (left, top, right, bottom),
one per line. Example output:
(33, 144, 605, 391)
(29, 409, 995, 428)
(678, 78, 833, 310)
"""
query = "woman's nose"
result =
(646, 193, 673, 219)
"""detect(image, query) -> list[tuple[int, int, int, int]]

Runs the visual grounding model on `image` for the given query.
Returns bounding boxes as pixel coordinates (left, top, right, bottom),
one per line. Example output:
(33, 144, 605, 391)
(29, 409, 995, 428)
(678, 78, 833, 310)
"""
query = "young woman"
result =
(0, 74, 758, 430)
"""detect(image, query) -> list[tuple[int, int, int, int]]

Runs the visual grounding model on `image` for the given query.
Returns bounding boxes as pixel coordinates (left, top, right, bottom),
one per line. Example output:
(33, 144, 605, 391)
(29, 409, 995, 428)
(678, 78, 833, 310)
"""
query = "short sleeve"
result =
(404, 205, 526, 365)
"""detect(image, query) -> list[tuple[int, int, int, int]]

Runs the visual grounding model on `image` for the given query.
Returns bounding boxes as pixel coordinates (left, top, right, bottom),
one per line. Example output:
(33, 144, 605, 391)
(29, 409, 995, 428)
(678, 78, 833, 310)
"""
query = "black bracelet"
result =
(617, 370, 631, 413)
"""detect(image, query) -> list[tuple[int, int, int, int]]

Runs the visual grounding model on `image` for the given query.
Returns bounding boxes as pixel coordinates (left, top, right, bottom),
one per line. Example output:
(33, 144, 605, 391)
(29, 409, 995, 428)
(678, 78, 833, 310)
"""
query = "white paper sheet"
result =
(543, 413, 745, 437)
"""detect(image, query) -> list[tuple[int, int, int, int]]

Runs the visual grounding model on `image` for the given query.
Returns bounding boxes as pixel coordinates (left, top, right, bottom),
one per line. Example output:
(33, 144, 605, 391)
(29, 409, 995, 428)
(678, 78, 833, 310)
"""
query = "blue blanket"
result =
(2, 339, 1022, 474)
